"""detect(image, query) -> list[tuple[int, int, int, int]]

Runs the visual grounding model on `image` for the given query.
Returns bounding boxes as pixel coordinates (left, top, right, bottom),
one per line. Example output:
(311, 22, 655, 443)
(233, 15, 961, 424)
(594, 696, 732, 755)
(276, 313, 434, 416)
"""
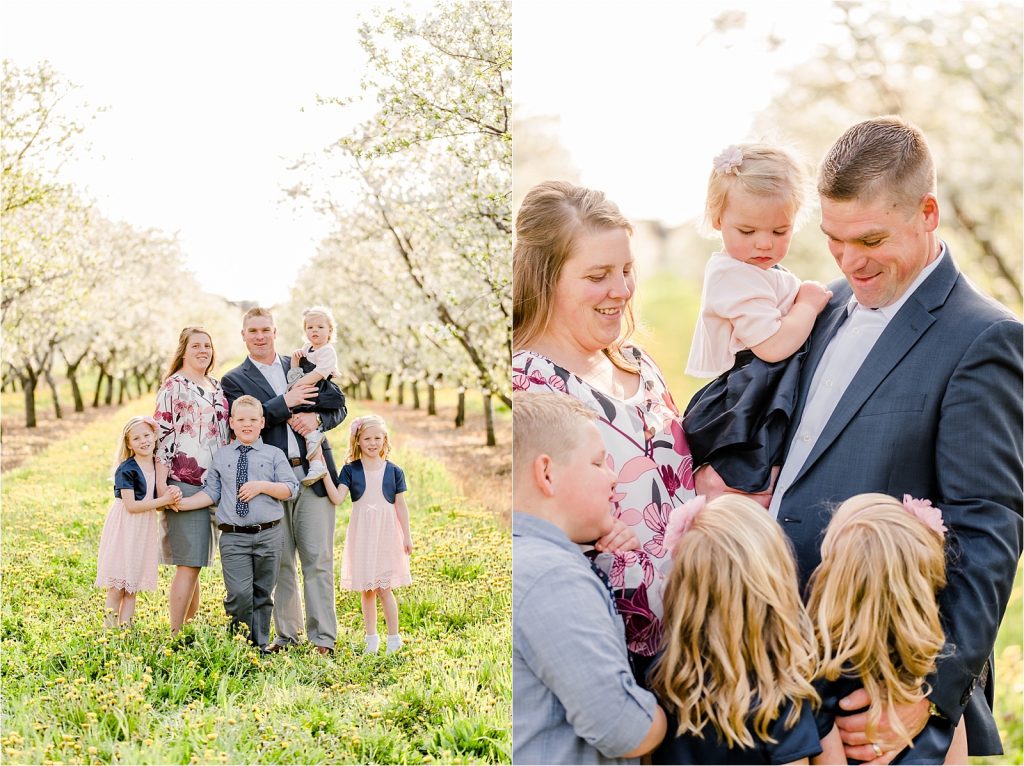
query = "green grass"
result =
(0, 402, 510, 764)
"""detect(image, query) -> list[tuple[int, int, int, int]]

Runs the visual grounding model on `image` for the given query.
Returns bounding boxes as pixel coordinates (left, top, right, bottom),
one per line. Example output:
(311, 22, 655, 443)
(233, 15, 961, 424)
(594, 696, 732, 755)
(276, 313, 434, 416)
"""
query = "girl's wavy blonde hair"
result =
(807, 493, 947, 749)
(113, 416, 160, 475)
(346, 414, 391, 462)
(649, 495, 819, 749)
(512, 180, 639, 374)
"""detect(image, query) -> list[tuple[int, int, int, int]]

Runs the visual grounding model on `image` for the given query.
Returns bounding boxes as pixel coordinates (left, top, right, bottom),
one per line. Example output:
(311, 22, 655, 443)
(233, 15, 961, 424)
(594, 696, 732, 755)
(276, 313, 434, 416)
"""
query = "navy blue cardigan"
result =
(113, 457, 155, 501)
(337, 460, 407, 503)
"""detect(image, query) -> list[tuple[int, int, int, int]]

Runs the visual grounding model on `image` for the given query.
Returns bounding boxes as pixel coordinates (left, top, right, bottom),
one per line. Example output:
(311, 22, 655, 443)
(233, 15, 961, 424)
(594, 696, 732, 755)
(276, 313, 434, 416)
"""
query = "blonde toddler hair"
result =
(302, 305, 336, 343)
(807, 493, 947, 749)
(347, 414, 391, 462)
(113, 416, 160, 475)
(649, 495, 819, 749)
(703, 143, 810, 236)
(230, 395, 264, 417)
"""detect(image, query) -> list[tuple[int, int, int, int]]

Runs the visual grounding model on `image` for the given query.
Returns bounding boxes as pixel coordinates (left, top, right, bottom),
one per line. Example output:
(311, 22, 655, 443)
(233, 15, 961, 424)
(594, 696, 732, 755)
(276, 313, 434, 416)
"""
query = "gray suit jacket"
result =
(778, 247, 1023, 755)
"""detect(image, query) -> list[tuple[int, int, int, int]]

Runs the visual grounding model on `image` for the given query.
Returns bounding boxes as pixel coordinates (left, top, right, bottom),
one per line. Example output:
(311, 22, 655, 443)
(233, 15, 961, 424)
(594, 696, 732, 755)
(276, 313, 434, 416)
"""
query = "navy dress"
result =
(814, 675, 956, 765)
(683, 345, 807, 493)
(653, 698, 822, 765)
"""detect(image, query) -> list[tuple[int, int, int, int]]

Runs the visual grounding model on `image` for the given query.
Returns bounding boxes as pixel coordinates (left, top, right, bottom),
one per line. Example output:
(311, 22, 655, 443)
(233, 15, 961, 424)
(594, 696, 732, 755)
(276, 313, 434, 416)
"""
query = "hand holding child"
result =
(796, 280, 833, 313)
(284, 383, 317, 409)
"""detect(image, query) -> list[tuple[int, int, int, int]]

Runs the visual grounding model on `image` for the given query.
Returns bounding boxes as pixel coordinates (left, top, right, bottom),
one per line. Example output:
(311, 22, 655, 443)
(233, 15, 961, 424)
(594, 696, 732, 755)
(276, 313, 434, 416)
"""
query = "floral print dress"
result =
(154, 373, 230, 485)
(513, 347, 696, 656)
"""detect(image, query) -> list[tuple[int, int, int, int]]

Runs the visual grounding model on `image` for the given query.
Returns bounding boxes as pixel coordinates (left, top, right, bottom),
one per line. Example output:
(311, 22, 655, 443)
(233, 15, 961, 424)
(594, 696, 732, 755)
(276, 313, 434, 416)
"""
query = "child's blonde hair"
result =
(512, 391, 598, 476)
(302, 305, 336, 343)
(807, 493, 947, 749)
(113, 416, 160, 474)
(231, 395, 264, 417)
(347, 414, 391, 462)
(702, 142, 810, 236)
(649, 495, 819, 749)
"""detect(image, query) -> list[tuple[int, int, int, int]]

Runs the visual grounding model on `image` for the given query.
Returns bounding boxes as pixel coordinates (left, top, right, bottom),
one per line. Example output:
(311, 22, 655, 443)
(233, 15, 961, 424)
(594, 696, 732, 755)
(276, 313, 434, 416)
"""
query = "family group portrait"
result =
(512, 2, 1022, 766)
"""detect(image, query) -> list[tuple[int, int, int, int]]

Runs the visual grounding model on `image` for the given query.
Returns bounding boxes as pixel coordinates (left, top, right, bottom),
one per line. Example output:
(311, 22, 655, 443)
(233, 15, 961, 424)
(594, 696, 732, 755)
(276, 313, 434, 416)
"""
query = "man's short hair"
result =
(818, 116, 935, 212)
(513, 391, 598, 470)
(231, 395, 264, 416)
(242, 306, 275, 327)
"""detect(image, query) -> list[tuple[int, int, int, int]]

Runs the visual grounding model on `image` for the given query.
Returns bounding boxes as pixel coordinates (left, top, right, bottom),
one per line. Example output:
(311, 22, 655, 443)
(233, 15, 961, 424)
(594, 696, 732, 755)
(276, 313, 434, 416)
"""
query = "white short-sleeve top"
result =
(302, 342, 341, 380)
(685, 252, 802, 378)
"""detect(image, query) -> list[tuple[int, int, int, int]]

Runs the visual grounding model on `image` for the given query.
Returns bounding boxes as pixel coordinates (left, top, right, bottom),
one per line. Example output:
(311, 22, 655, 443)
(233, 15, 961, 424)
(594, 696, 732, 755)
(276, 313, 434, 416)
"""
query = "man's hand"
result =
(289, 412, 319, 436)
(284, 383, 317, 409)
(692, 464, 777, 509)
(836, 690, 929, 764)
(594, 517, 641, 553)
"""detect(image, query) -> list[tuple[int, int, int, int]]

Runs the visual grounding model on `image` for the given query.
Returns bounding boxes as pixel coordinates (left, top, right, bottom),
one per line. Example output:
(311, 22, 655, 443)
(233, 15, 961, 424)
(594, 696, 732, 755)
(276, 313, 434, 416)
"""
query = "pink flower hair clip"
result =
(350, 416, 365, 436)
(713, 145, 744, 175)
(902, 494, 947, 539)
(663, 495, 706, 553)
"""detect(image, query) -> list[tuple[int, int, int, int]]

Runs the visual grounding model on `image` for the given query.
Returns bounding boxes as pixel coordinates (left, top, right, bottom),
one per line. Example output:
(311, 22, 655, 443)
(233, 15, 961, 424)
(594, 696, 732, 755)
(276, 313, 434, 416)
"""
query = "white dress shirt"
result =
(769, 247, 946, 517)
(251, 356, 301, 459)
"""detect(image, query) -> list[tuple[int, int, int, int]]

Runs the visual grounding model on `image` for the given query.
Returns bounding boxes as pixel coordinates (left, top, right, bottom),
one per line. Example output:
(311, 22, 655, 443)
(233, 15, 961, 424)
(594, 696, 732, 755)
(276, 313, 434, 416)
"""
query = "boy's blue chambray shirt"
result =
(513, 512, 658, 765)
(202, 438, 299, 526)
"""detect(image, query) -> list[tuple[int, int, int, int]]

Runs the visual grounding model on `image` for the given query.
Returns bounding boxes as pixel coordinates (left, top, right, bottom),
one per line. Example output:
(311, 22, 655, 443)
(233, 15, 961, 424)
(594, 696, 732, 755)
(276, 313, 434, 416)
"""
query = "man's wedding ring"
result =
(871, 742, 883, 758)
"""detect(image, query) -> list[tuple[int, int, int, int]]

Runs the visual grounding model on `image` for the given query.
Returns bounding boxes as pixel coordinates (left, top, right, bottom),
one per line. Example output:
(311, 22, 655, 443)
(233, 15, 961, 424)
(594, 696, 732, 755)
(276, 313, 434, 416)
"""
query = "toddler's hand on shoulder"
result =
(797, 280, 833, 313)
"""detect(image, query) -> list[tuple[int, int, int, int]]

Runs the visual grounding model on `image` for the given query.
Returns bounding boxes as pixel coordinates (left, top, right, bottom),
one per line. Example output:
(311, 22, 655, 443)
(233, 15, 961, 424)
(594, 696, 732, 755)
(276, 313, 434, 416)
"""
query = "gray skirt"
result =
(160, 480, 217, 567)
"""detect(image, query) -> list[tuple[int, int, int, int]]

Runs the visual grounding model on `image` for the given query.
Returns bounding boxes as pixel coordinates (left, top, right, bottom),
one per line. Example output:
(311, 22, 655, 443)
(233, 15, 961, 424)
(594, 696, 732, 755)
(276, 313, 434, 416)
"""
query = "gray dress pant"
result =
(272, 469, 337, 648)
(219, 524, 283, 649)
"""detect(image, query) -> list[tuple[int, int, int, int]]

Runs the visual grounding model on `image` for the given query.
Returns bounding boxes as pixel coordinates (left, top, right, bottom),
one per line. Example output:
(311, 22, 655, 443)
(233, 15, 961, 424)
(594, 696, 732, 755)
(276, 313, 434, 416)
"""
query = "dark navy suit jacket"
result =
(221, 355, 345, 499)
(778, 247, 1023, 755)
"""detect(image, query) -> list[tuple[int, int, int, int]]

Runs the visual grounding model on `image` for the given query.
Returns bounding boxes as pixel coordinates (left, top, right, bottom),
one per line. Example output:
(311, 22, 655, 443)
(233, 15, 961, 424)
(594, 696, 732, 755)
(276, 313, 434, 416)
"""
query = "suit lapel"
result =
(241, 357, 279, 400)
(792, 250, 959, 485)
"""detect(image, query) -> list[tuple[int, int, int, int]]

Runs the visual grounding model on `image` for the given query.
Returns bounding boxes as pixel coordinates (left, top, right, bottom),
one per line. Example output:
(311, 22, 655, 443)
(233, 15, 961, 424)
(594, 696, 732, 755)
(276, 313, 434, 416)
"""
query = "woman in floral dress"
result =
(154, 326, 230, 634)
(512, 181, 696, 681)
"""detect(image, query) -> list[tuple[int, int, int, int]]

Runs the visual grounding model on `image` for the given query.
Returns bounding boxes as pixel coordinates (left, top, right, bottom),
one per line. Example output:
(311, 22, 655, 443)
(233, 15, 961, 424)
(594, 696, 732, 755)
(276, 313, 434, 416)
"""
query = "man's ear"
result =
(532, 453, 556, 498)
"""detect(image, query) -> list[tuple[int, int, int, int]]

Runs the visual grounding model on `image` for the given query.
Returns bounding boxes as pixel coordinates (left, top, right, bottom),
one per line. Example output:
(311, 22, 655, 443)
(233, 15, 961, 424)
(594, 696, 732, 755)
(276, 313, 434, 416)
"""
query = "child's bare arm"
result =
(395, 492, 413, 554)
(123, 487, 185, 514)
(291, 370, 325, 388)
(175, 490, 214, 512)
(324, 478, 350, 505)
(811, 724, 844, 765)
(750, 281, 832, 363)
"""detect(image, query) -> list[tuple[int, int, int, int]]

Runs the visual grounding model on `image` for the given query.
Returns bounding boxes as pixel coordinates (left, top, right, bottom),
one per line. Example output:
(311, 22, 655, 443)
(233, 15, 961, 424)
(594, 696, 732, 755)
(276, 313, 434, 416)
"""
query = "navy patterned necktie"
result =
(587, 557, 619, 615)
(236, 445, 253, 518)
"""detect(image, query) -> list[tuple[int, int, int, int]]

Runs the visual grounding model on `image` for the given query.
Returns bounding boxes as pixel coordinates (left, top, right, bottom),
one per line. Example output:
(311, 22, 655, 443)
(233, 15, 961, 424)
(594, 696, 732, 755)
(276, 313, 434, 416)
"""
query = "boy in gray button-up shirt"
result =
(177, 396, 298, 650)
(513, 392, 667, 764)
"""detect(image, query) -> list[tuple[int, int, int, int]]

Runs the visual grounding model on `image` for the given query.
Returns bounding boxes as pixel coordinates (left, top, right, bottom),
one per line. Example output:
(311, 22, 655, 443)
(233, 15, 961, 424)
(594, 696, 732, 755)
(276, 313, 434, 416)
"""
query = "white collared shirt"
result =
(769, 247, 946, 517)
(250, 356, 301, 459)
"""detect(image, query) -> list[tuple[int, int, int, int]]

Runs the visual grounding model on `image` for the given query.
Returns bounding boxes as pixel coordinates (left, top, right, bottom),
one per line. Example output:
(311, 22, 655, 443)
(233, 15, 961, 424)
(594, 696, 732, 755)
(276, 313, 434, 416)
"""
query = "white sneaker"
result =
(301, 464, 328, 487)
(305, 430, 326, 461)
(363, 635, 380, 655)
(385, 634, 403, 654)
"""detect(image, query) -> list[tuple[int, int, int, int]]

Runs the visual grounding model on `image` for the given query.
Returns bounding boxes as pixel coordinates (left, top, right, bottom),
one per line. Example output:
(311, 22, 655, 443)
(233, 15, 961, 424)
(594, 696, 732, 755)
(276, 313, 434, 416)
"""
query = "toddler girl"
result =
(807, 493, 967, 764)
(685, 143, 832, 494)
(288, 305, 345, 486)
(95, 416, 182, 626)
(650, 494, 840, 764)
(323, 414, 413, 655)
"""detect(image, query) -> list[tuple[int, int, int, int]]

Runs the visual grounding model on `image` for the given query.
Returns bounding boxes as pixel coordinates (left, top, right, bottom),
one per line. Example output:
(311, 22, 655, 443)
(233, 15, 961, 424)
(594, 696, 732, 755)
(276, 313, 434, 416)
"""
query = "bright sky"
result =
(3, 1, 433, 305)
(513, 0, 945, 226)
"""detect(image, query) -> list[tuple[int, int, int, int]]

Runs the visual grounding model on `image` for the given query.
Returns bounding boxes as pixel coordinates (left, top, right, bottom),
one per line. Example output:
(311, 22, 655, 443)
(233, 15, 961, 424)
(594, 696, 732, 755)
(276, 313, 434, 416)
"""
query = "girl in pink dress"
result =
(95, 416, 182, 627)
(324, 415, 413, 655)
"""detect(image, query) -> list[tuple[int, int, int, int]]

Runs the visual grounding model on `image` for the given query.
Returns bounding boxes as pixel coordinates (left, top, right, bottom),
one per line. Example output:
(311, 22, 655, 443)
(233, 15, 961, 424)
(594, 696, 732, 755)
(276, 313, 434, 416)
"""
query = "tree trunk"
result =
(455, 387, 466, 428)
(66, 362, 84, 412)
(44, 368, 62, 419)
(427, 380, 437, 416)
(20, 371, 38, 428)
(104, 370, 114, 406)
(117, 373, 128, 405)
(411, 381, 420, 410)
(92, 367, 106, 408)
(384, 373, 393, 402)
(397, 380, 405, 406)
(483, 390, 496, 447)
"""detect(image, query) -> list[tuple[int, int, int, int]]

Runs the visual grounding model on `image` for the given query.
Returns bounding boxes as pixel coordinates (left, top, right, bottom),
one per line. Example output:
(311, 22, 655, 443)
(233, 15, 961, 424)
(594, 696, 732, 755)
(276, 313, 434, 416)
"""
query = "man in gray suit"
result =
(701, 116, 1022, 762)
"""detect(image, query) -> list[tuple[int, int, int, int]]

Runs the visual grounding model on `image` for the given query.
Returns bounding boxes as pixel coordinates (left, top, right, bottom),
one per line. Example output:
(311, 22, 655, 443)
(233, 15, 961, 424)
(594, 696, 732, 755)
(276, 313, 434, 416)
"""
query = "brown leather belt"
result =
(288, 457, 304, 467)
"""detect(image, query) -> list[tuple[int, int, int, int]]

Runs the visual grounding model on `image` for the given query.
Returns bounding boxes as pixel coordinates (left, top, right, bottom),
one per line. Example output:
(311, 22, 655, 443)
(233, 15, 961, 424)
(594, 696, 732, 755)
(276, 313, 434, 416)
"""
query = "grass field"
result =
(637, 271, 1024, 765)
(0, 401, 511, 764)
